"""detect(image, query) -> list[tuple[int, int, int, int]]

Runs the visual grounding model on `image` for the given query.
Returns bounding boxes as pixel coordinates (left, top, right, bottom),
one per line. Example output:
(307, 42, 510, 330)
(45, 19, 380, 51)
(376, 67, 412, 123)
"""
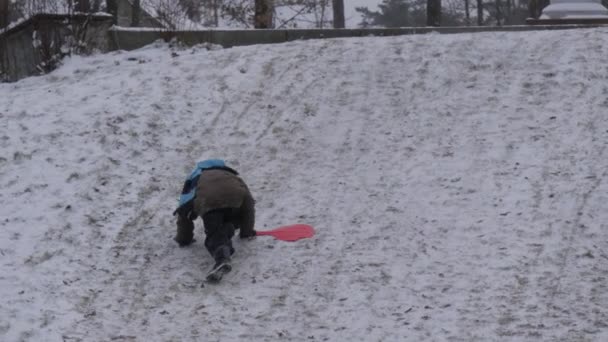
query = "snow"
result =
(0, 17, 27, 34)
(541, 2, 608, 19)
(2, 28, 608, 341)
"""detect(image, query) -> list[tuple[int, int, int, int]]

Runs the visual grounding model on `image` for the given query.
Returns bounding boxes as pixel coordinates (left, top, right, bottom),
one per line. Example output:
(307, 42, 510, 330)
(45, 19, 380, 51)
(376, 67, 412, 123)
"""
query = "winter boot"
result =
(206, 245, 233, 283)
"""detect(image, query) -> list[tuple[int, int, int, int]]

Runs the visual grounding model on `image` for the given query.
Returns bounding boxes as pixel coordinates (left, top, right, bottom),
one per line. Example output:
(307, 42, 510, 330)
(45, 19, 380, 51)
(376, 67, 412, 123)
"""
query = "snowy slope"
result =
(1, 28, 608, 342)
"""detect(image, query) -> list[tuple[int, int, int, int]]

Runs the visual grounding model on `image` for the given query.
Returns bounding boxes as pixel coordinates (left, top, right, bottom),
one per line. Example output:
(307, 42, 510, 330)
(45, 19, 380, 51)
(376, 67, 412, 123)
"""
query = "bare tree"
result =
(494, 0, 501, 25)
(153, 0, 193, 29)
(332, 0, 344, 28)
(427, 0, 441, 26)
(476, 0, 483, 25)
(274, 0, 325, 27)
(212, 0, 219, 26)
(219, 0, 253, 27)
(254, 0, 273, 28)
(312, 0, 328, 27)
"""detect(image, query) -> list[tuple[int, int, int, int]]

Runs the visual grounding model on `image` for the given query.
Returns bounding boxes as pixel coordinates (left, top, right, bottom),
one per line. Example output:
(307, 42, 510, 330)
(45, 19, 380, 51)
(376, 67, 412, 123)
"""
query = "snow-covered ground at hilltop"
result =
(2, 29, 608, 342)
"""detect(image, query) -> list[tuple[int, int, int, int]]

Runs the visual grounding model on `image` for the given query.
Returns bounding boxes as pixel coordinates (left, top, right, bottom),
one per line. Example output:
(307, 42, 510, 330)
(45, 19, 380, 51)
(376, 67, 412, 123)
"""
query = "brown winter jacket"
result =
(193, 169, 256, 237)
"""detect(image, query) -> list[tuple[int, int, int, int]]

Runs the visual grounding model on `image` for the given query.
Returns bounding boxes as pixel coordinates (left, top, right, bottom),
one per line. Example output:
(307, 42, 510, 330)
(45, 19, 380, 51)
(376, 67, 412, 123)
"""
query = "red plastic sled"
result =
(256, 224, 315, 242)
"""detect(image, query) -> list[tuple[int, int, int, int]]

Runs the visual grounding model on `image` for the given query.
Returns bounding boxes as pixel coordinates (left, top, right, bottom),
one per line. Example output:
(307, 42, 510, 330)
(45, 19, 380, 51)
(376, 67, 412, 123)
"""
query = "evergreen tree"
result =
(356, 0, 462, 27)
(356, 0, 424, 27)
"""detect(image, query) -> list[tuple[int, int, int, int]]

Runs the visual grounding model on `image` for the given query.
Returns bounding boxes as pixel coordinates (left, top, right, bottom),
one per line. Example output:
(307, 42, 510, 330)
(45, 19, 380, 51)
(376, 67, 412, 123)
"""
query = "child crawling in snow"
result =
(173, 159, 256, 282)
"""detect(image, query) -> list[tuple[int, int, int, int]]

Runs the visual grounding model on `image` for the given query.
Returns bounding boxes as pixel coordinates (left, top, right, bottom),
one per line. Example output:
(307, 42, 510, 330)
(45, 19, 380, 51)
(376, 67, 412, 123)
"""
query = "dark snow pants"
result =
(175, 195, 255, 261)
(202, 208, 236, 262)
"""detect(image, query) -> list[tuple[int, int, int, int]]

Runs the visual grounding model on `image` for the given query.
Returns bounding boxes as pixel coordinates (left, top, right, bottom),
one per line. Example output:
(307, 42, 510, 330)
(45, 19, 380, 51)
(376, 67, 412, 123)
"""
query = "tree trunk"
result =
(465, 0, 470, 26)
(426, 0, 441, 26)
(213, 0, 219, 27)
(75, 0, 91, 13)
(495, 0, 501, 25)
(0, 0, 9, 29)
(106, 0, 117, 25)
(477, 0, 483, 25)
(254, 0, 273, 28)
(0, 0, 8, 82)
(332, 0, 345, 28)
(132, 0, 141, 27)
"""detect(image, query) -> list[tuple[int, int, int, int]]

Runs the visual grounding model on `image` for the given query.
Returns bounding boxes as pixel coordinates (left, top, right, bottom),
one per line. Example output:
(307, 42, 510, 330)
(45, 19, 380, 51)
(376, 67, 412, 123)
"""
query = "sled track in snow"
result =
(3, 29, 608, 342)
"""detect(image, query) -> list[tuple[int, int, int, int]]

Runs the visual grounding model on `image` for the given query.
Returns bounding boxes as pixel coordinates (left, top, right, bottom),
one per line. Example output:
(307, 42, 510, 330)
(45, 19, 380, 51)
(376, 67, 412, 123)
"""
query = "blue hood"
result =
(188, 159, 226, 179)
(177, 159, 226, 210)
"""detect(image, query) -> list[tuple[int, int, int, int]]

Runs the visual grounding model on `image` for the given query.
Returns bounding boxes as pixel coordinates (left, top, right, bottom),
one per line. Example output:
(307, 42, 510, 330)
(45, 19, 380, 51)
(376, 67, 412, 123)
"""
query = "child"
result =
(174, 159, 256, 282)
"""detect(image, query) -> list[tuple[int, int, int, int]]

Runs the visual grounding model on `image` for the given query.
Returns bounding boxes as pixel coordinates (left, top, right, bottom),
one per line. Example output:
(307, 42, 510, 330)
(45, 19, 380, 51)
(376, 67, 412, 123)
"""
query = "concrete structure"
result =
(108, 24, 608, 51)
(3, 20, 608, 82)
(541, 0, 608, 19)
(0, 14, 113, 82)
(0, 0, 162, 81)
(527, 0, 608, 24)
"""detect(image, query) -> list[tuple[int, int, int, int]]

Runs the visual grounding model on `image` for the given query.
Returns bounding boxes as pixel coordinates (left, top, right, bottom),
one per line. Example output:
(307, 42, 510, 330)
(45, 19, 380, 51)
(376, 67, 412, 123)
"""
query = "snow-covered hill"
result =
(1, 29, 608, 342)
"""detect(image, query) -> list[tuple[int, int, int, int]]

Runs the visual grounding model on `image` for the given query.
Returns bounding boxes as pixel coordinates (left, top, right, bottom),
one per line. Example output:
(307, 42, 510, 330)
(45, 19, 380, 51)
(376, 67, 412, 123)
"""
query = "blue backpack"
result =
(173, 159, 238, 218)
